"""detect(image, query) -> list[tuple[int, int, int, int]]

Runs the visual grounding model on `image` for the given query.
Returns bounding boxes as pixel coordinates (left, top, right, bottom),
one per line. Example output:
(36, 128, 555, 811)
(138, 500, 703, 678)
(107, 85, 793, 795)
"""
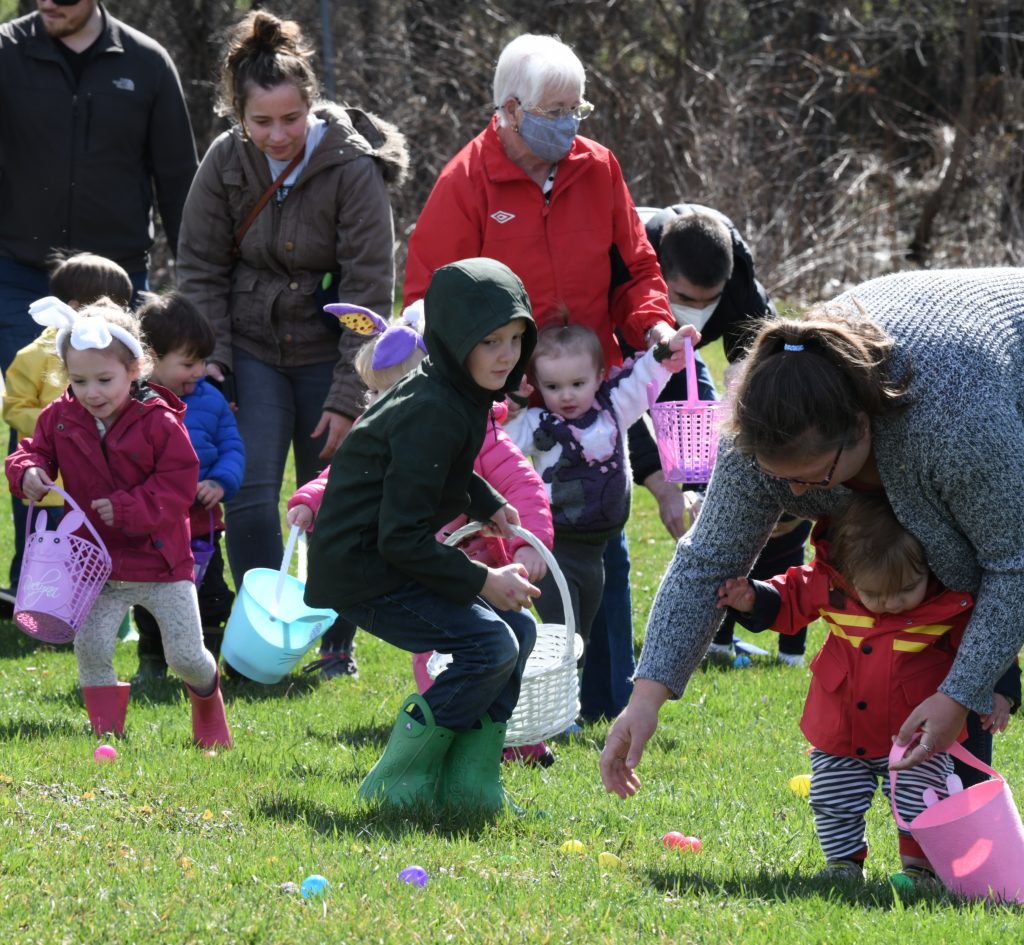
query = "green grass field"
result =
(0, 343, 1020, 943)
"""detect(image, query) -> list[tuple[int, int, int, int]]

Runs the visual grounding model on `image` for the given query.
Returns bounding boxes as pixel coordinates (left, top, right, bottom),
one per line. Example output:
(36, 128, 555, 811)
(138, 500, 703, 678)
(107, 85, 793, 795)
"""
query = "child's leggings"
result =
(809, 747, 953, 863)
(75, 580, 217, 692)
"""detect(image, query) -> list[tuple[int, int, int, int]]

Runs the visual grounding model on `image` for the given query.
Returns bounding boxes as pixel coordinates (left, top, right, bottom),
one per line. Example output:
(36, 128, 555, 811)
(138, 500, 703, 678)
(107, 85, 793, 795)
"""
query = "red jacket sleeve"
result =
(5, 402, 60, 498)
(403, 162, 483, 307)
(606, 152, 673, 349)
(765, 562, 833, 635)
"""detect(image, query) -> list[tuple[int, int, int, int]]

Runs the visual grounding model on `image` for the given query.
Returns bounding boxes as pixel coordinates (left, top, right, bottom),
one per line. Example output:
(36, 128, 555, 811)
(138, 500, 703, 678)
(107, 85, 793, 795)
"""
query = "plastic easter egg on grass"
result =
(93, 744, 117, 763)
(597, 852, 622, 869)
(560, 839, 586, 854)
(733, 654, 751, 669)
(301, 874, 330, 898)
(789, 774, 811, 798)
(399, 865, 429, 887)
(662, 832, 701, 853)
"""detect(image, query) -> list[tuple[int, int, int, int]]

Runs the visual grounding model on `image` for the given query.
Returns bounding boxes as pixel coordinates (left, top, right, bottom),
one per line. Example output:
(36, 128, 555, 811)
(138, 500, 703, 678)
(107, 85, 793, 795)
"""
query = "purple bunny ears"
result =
(324, 302, 428, 370)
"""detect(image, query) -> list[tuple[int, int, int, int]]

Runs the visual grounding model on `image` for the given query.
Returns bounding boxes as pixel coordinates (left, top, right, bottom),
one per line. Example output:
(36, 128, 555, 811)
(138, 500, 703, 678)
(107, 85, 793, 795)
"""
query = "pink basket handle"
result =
(683, 335, 699, 405)
(26, 484, 112, 565)
(888, 734, 1003, 829)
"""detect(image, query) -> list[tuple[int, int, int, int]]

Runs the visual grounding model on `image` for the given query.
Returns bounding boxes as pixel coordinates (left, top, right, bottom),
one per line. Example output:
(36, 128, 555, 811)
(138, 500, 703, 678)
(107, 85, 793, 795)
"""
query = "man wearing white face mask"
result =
(616, 203, 813, 670)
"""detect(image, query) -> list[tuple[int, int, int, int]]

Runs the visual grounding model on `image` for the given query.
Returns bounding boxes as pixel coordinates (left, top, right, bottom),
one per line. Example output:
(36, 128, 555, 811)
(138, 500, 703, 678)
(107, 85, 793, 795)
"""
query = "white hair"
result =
(493, 34, 586, 127)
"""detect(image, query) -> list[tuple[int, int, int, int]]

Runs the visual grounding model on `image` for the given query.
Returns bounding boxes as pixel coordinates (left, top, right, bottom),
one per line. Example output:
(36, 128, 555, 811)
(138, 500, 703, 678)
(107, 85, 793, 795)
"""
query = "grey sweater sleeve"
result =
(634, 440, 838, 696)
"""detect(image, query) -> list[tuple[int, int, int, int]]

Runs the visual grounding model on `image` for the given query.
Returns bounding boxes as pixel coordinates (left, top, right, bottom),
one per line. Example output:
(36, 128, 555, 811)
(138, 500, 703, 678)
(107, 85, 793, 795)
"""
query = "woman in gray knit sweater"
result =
(601, 268, 1024, 797)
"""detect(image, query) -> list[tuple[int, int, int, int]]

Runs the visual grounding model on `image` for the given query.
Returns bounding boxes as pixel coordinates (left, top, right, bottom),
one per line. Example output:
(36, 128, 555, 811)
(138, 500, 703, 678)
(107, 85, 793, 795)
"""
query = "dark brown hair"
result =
(48, 251, 132, 308)
(730, 305, 912, 460)
(218, 11, 318, 122)
(659, 211, 734, 287)
(830, 492, 928, 596)
(137, 292, 215, 361)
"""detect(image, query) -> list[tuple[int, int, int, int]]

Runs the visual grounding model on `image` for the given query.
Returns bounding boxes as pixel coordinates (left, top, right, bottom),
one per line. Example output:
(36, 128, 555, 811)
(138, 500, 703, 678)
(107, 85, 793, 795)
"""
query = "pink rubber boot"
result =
(82, 682, 131, 737)
(185, 671, 232, 748)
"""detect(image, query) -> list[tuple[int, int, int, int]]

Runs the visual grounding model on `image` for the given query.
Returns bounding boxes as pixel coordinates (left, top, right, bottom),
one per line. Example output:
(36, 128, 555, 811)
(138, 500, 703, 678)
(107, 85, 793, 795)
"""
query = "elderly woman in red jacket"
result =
(404, 33, 682, 726)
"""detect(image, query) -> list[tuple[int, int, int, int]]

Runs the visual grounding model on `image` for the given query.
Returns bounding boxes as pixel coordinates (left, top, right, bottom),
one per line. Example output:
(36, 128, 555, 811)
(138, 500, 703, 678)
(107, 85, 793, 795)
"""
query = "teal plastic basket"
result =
(221, 525, 337, 684)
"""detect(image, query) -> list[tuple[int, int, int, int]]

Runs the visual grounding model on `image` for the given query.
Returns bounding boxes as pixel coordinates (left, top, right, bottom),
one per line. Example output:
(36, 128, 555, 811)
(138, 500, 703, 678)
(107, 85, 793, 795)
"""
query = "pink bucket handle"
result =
(683, 336, 699, 405)
(888, 734, 1004, 829)
(26, 484, 112, 565)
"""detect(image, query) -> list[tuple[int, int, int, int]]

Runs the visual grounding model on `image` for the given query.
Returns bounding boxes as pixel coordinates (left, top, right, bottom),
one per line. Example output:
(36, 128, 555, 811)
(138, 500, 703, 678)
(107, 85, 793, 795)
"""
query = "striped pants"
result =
(809, 747, 952, 862)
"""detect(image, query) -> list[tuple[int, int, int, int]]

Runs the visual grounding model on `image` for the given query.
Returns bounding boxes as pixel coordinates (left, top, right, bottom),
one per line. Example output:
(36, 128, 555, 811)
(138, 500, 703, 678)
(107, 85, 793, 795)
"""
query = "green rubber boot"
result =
(357, 694, 455, 808)
(439, 714, 518, 814)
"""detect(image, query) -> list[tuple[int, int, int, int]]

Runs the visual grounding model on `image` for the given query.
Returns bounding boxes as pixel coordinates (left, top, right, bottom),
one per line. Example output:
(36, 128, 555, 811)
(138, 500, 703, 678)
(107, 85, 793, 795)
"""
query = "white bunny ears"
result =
(29, 296, 144, 360)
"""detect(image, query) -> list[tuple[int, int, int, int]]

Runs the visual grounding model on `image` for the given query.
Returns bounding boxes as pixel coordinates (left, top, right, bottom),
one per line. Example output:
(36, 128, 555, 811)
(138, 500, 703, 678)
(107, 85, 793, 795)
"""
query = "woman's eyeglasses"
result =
(753, 444, 844, 487)
(517, 98, 595, 121)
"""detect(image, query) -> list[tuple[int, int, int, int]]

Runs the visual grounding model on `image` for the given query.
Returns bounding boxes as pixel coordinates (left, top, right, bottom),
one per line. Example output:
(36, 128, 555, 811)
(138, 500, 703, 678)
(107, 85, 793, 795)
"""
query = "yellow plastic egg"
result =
(560, 839, 586, 854)
(789, 774, 812, 798)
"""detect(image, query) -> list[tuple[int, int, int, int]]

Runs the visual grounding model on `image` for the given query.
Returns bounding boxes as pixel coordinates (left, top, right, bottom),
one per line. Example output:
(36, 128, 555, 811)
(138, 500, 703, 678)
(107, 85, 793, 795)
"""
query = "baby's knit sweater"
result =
(636, 268, 1024, 714)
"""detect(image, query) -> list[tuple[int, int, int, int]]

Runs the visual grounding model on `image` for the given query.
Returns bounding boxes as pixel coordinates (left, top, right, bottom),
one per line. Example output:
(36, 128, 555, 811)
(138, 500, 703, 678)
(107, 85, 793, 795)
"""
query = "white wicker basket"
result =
(427, 523, 582, 747)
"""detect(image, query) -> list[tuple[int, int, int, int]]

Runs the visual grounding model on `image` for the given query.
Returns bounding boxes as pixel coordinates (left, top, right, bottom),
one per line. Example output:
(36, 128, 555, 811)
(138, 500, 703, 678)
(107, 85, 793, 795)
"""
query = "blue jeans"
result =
(340, 583, 537, 731)
(580, 529, 635, 722)
(1, 257, 147, 586)
(224, 347, 335, 585)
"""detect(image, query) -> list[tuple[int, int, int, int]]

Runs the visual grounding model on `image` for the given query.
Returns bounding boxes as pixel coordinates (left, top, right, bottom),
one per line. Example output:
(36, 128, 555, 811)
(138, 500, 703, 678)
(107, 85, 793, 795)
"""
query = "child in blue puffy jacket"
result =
(132, 293, 246, 680)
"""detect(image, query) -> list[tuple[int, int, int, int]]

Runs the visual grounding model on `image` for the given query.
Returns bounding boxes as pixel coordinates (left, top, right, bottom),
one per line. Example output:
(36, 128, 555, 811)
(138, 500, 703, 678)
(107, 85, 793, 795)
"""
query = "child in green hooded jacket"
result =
(304, 257, 540, 813)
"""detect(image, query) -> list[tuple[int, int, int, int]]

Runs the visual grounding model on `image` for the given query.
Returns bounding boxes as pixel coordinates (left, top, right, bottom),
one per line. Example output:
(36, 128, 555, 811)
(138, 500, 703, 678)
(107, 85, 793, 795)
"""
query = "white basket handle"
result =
(443, 522, 576, 662)
(271, 523, 302, 619)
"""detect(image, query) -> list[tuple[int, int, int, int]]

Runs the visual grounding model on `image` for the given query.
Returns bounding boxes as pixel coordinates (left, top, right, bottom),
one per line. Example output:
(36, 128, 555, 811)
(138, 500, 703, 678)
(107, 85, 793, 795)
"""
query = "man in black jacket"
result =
(0, 0, 197, 601)
(585, 203, 805, 719)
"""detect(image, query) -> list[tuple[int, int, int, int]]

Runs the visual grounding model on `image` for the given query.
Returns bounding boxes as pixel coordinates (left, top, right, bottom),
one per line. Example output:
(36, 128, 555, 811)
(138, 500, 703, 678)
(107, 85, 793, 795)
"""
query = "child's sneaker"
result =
(890, 864, 939, 891)
(777, 652, 805, 668)
(302, 651, 359, 680)
(703, 642, 735, 666)
(812, 859, 866, 883)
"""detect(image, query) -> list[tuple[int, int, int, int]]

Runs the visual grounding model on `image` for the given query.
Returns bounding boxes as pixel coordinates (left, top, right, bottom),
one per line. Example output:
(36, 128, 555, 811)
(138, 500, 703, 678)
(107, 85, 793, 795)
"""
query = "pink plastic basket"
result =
(14, 486, 112, 644)
(890, 738, 1024, 903)
(191, 510, 216, 587)
(648, 336, 727, 483)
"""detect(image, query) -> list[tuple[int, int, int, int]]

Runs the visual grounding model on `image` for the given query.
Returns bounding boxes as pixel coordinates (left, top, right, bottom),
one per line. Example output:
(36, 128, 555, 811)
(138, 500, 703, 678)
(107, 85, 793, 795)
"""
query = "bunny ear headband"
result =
(323, 301, 428, 370)
(29, 296, 143, 360)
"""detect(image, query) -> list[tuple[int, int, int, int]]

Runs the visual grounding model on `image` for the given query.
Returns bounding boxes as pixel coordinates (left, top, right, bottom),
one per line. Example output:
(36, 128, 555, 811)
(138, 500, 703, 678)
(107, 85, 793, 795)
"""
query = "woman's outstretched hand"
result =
(599, 679, 672, 798)
(891, 691, 970, 770)
(313, 410, 354, 460)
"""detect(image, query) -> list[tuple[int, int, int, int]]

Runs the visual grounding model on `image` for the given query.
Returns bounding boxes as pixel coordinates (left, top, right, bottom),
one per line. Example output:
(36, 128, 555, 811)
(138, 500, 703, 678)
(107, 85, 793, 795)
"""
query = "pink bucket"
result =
(648, 336, 727, 484)
(890, 739, 1024, 903)
(14, 486, 112, 644)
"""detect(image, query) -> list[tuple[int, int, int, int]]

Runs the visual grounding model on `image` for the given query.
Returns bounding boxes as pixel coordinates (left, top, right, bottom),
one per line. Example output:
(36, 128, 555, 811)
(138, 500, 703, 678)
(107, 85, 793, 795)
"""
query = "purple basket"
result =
(15, 486, 112, 644)
(191, 510, 216, 587)
(649, 336, 727, 484)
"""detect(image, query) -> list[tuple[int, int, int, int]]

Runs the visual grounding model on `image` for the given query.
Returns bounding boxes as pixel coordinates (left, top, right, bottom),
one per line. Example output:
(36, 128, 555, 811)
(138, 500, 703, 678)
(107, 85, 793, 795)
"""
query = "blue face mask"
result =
(518, 111, 580, 163)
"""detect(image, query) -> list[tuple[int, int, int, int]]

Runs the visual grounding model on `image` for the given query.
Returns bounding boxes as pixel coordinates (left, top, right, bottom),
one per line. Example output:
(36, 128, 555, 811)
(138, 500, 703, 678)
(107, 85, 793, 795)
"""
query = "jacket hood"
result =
(422, 258, 536, 404)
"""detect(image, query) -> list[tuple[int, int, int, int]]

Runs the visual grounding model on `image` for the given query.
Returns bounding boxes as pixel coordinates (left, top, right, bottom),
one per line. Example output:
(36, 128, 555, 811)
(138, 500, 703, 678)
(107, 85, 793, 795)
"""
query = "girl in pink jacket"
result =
(5, 298, 230, 749)
(287, 305, 556, 763)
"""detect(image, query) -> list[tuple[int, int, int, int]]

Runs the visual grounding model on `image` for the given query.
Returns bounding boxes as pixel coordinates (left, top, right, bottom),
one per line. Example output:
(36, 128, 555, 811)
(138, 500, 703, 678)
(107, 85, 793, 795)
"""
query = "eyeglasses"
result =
(753, 444, 844, 487)
(516, 98, 595, 121)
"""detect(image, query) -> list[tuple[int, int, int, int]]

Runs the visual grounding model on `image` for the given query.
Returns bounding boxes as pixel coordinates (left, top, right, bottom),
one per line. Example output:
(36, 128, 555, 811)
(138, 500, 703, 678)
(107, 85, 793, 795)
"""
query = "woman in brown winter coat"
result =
(177, 11, 407, 615)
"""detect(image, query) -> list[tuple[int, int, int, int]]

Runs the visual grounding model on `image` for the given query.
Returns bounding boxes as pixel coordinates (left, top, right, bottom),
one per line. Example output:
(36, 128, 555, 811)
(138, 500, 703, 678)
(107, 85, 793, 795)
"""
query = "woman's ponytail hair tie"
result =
(29, 296, 143, 360)
(324, 301, 428, 371)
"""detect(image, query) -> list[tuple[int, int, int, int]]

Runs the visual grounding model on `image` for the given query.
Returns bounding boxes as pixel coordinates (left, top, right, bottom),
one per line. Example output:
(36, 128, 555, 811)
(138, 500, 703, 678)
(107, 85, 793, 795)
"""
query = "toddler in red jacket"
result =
(4, 297, 230, 749)
(288, 304, 557, 764)
(717, 492, 1018, 887)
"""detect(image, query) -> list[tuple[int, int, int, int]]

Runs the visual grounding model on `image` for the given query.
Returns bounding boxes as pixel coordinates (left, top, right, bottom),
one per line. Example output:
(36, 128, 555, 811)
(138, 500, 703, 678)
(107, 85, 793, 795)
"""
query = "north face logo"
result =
(112, 78, 135, 92)
(490, 210, 516, 224)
